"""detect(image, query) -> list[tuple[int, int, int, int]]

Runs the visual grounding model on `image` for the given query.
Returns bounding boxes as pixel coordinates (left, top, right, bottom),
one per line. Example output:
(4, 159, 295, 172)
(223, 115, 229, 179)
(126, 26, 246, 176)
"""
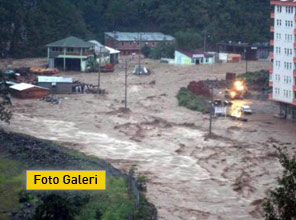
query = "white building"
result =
(271, 0, 296, 120)
(174, 50, 215, 65)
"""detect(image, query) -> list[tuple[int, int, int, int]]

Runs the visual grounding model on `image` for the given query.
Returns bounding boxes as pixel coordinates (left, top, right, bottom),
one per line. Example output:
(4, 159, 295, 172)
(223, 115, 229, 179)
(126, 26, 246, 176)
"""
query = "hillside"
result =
(0, 0, 270, 58)
(0, 129, 156, 220)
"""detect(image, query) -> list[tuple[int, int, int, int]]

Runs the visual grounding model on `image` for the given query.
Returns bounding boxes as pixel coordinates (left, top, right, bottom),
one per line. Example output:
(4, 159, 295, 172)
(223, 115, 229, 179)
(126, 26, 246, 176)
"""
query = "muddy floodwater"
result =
(2, 58, 296, 220)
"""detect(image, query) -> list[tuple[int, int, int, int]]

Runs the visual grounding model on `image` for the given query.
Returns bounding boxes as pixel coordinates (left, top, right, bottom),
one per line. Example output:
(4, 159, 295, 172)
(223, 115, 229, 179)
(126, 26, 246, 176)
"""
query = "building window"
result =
(67, 48, 74, 52)
(277, 5, 282, 13)
(286, 6, 293, 13)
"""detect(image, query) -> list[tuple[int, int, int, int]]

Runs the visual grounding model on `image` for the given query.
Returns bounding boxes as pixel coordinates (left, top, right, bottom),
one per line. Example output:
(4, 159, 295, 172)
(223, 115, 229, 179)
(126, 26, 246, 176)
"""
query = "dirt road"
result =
(2, 58, 296, 219)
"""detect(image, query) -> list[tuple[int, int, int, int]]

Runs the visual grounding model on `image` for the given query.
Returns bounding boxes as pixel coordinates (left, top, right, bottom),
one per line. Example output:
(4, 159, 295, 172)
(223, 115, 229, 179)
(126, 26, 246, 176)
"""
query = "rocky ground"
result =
(1, 57, 296, 220)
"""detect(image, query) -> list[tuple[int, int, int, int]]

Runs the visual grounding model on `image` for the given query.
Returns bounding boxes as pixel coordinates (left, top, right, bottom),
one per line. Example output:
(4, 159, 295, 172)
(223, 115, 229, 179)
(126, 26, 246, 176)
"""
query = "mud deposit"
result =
(2, 58, 296, 220)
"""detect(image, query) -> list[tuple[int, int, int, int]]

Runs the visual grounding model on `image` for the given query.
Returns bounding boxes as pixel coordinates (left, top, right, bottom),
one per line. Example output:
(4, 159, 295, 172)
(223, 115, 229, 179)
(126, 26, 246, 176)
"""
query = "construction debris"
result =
(29, 67, 59, 75)
(40, 95, 62, 104)
(73, 81, 106, 94)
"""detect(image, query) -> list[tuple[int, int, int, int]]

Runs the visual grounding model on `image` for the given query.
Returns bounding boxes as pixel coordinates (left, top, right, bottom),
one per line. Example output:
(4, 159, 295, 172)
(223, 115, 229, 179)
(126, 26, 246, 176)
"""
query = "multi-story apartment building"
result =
(270, 0, 296, 120)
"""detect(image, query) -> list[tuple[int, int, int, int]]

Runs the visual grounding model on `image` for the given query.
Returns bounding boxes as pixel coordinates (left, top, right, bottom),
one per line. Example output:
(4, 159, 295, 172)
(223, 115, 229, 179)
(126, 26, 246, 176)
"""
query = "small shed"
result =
(38, 76, 73, 94)
(9, 83, 49, 99)
(105, 46, 120, 64)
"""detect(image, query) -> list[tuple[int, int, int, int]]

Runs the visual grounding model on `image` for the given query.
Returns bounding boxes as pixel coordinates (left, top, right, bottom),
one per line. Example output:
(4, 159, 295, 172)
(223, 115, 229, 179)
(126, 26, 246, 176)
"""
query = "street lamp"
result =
(244, 47, 248, 74)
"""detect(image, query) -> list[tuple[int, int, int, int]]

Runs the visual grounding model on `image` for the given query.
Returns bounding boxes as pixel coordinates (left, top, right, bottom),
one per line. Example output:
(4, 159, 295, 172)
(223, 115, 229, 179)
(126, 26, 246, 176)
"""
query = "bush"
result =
(177, 87, 210, 113)
(0, 71, 12, 123)
(238, 70, 269, 91)
(264, 147, 296, 220)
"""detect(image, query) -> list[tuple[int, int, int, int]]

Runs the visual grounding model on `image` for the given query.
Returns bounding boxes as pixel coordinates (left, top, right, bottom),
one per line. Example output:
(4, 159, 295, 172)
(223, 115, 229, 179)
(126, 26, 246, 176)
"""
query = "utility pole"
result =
(244, 47, 248, 74)
(138, 33, 142, 69)
(98, 47, 102, 90)
(203, 30, 207, 52)
(208, 85, 214, 136)
(124, 60, 128, 110)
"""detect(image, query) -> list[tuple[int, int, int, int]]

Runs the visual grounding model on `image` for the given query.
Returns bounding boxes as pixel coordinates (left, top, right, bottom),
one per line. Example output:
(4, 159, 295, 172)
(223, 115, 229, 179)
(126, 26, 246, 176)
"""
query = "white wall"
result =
(273, 5, 295, 104)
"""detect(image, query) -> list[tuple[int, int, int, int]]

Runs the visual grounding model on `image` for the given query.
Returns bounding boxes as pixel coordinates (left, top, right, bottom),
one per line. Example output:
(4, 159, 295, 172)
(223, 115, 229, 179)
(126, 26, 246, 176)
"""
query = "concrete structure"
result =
(270, 0, 296, 120)
(37, 76, 73, 94)
(46, 36, 95, 72)
(217, 42, 266, 60)
(9, 83, 49, 99)
(105, 32, 175, 55)
(174, 50, 215, 65)
(105, 46, 120, 64)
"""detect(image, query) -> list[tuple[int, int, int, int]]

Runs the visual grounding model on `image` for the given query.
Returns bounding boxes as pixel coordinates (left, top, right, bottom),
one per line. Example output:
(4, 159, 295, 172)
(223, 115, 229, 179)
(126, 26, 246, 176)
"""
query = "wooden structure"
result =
(9, 83, 49, 99)
(37, 76, 73, 94)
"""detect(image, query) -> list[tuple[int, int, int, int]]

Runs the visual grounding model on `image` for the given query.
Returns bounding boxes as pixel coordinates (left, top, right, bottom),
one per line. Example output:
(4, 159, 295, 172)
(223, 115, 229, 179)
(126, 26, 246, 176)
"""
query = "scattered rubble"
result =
(29, 67, 59, 75)
(40, 95, 62, 104)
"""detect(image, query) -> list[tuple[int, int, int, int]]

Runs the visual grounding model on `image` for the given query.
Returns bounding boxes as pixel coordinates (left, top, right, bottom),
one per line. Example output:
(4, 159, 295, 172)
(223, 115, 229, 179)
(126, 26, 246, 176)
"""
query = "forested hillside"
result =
(0, 0, 270, 58)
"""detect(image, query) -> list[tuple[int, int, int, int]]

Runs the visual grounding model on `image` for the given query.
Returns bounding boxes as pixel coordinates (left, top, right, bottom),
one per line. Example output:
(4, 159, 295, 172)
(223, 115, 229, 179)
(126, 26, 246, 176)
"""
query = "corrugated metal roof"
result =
(38, 76, 73, 83)
(10, 83, 35, 91)
(10, 83, 49, 91)
(89, 40, 109, 53)
(105, 32, 175, 42)
(46, 36, 95, 48)
(105, 46, 120, 54)
(177, 50, 215, 58)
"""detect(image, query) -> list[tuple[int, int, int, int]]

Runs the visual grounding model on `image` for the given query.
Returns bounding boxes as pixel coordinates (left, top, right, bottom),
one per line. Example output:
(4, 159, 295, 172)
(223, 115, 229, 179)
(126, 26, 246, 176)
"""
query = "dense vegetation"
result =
(0, 130, 156, 220)
(264, 147, 296, 220)
(0, 0, 270, 58)
(238, 70, 270, 91)
(0, 71, 11, 122)
(177, 87, 210, 113)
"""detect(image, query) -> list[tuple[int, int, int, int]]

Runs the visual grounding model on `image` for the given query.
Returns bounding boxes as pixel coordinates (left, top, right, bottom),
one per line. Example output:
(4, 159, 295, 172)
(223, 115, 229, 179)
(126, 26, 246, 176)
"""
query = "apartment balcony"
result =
(49, 51, 93, 58)
(294, 28, 296, 35)
(269, 52, 274, 60)
(270, 40, 274, 46)
(293, 85, 296, 91)
(269, 66, 273, 74)
(294, 70, 296, 77)
(294, 43, 296, 49)
(270, 26, 274, 32)
(293, 57, 296, 62)
(271, 12, 275, 19)
(269, 81, 273, 87)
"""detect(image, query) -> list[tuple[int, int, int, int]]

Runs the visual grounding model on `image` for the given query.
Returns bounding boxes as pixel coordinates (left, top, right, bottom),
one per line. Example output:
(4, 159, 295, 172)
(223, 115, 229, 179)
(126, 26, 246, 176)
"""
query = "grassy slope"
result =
(0, 130, 135, 220)
(177, 87, 210, 113)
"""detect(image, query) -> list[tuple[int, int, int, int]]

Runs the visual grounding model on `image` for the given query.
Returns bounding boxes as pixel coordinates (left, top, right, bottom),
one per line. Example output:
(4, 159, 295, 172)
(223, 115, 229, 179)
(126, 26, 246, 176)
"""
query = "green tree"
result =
(175, 31, 203, 50)
(0, 71, 12, 123)
(0, 0, 270, 58)
(264, 147, 296, 220)
(150, 42, 175, 59)
(141, 45, 151, 58)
